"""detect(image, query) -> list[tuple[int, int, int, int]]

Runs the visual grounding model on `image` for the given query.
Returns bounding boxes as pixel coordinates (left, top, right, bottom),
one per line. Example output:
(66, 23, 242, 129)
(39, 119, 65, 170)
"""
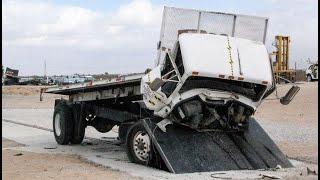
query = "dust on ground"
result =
(2, 138, 140, 180)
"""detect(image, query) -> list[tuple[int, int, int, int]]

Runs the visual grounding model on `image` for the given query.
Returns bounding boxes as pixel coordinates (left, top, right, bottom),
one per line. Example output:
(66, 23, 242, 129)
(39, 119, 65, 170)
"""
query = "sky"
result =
(2, 0, 318, 76)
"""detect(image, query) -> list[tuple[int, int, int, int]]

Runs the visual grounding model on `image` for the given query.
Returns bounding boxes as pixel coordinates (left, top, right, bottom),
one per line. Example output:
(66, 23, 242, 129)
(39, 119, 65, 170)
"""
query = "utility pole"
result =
(44, 59, 48, 84)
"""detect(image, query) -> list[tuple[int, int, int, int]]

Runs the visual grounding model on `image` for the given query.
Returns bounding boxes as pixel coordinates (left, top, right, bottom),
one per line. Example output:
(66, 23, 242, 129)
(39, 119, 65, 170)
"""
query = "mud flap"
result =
(142, 118, 293, 174)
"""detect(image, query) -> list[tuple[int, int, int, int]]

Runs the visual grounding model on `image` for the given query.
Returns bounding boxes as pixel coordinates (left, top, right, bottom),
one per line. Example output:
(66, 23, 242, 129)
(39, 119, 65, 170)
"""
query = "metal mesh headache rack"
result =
(156, 6, 269, 66)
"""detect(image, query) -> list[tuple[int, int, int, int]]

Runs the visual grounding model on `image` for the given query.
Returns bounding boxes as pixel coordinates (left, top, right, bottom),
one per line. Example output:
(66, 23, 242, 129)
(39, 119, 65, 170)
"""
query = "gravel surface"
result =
(254, 82, 318, 163)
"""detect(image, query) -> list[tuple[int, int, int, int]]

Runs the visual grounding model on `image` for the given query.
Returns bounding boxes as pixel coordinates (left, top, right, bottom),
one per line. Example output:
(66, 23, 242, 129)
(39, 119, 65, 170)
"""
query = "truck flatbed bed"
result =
(45, 73, 144, 96)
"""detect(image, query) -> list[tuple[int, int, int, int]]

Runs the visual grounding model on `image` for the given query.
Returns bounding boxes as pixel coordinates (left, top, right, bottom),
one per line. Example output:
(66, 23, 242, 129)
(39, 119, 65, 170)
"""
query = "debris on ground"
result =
(83, 142, 93, 146)
(307, 167, 317, 175)
(259, 173, 281, 179)
(14, 153, 23, 156)
(44, 146, 57, 149)
(210, 172, 232, 179)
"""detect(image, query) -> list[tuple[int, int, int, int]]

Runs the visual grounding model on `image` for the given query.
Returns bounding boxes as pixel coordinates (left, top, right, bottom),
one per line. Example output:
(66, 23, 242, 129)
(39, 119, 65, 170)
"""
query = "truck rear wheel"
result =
(70, 104, 86, 144)
(126, 121, 154, 165)
(119, 122, 134, 144)
(53, 103, 73, 145)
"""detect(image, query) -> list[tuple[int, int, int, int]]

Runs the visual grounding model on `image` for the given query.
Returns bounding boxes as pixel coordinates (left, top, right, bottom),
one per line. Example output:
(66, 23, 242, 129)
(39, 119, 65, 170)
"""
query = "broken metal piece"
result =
(156, 119, 173, 132)
(259, 174, 281, 179)
(307, 167, 317, 175)
(177, 107, 185, 119)
(202, 108, 220, 126)
(259, 164, 283, 172)
(210, 172, 232, 179)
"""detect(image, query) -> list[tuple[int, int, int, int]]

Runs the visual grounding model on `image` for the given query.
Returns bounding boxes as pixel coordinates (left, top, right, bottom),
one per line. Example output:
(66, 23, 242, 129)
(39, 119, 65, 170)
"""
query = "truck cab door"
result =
(141, 66, 169, 111)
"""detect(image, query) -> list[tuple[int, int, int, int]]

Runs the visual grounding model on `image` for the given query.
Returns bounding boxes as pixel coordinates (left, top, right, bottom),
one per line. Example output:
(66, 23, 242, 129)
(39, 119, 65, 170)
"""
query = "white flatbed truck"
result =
(43, 7, 300, 173)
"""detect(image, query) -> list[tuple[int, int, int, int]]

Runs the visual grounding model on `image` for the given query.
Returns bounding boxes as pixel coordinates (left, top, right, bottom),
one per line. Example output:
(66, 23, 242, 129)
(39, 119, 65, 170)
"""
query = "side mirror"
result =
(280, 86, 300, 105)
(149, 78, 164, 91)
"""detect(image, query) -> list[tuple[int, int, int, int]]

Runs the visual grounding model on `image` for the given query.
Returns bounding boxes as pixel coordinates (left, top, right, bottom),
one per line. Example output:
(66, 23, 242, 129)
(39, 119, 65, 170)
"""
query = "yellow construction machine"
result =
(270, 35, 296, 83)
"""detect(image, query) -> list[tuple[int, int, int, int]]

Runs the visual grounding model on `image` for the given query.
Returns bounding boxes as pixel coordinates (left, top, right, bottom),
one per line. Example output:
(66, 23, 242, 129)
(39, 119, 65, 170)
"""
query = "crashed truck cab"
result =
(142, 32, 274, 130)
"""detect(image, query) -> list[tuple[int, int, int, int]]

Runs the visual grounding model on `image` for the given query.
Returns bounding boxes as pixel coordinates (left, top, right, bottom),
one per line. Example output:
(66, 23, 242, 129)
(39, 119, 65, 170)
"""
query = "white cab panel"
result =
(179, 33, 272, 86)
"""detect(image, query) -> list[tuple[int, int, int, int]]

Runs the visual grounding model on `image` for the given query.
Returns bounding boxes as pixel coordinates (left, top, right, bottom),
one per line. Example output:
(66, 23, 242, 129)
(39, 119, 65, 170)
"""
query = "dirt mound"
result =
(2, 85, 49, 96)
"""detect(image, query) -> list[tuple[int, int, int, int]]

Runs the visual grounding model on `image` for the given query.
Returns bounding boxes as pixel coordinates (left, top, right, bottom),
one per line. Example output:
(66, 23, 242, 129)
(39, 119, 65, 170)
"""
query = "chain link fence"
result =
(156, 6, 268, 65)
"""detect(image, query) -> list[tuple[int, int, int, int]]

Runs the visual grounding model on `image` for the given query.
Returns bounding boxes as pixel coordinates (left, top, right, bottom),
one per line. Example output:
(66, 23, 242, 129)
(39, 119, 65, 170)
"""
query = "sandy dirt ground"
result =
(254, 82, 318, 164)
(2, 83, 318, 179)
(2, 85, 66, 109)
(2, 138, 140, 180)
(2, 85, 44, 96)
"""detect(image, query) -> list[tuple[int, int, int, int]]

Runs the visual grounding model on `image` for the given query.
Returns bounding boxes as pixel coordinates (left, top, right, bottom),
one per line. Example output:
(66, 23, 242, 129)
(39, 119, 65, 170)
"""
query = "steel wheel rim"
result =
(54, 113, 61, 136)
(133, 131, 151, 162)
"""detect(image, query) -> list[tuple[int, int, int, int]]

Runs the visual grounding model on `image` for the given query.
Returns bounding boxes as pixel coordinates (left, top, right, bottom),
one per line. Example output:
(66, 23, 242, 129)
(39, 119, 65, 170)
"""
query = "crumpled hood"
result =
(178, 33, 273, 87)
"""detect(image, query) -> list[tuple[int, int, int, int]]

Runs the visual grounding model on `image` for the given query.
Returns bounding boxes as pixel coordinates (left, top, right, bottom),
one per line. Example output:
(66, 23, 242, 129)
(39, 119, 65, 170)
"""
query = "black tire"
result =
(307, 74, 312, 82)
(126, 121, 154, 165)
(70, 104, 86, 144)
(53, 102, 73, 145)
(118, 122, 135, 144)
